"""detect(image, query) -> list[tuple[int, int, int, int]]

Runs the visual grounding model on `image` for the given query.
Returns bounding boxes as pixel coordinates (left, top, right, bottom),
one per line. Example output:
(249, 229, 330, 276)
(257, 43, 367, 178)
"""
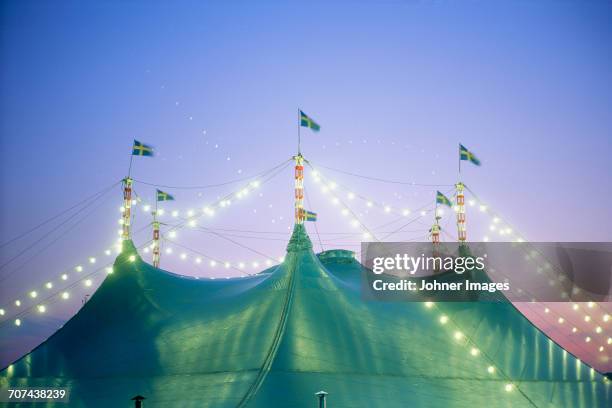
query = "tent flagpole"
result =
(298, 108, 301, 155)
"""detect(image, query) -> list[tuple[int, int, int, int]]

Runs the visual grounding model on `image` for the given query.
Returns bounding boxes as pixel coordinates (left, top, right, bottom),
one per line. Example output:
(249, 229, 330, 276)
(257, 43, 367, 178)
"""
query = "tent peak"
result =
(286, 223, 312, 253)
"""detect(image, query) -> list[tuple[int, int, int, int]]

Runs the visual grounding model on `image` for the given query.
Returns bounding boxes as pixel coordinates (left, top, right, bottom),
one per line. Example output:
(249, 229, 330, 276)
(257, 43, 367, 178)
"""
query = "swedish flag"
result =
(300, 111, 320, 132)
(156, 189, 174, 202)
(436, 191, 452, 207)
(459, 144, 480, 166)
(132, 140, 154, 157)
(305, 210, 317, 222)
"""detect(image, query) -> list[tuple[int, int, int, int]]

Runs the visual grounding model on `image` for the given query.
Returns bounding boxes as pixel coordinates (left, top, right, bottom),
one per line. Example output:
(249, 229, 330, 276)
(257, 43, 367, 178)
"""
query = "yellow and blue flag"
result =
(459, 144, 480, 166)
(132, 140, 154, 157)
(436, 191, 452, 207)
(156, 189, 174, 202)
(304, 210, 317, 222)
(300, 111, 320, 132)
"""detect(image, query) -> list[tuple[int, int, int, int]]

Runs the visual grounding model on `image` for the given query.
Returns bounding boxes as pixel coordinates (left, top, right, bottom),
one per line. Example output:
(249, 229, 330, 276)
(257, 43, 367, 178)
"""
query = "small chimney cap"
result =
(131, 395, 146, 401)
(315, 391, 328, 396)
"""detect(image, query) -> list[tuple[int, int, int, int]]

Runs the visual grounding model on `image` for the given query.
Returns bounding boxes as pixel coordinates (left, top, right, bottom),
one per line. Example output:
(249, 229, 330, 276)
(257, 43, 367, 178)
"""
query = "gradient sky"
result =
(1, 1, 611, 369)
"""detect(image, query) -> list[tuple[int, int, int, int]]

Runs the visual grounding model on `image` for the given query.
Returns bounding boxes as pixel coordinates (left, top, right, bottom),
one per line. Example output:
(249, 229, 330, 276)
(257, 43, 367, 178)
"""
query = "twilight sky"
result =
(1, 1, 611, 369)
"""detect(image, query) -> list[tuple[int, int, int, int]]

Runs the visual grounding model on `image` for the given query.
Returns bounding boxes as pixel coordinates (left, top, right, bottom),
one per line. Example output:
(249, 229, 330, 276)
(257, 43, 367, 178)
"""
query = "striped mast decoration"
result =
(295, 109, 305, 224)
(123, 140, 154, 241)
(456, 144, 467, 244)
(295, 109, 320, 224)
(456, 144, 481, 244)
(152, 194, 161, 268)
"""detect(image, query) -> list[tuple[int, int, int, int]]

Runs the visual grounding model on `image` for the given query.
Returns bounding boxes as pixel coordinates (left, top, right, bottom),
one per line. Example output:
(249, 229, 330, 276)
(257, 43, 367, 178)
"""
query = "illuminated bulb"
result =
(131, 199, 137, 205)
(572, 304, 579, 311)
(505, 384, 513, 392)
(37, 305, 46, 313)
(587, 301, 595, 308)
(366, 201, 373, 207)
(438, 209, 444, 216)
(351, 219, 359, 228)
(584, 316, 591, 322)
(558, 317, 564, 324)
(332, 198, 339, 205)
(105, 250, 111, 256)
(143, 248, 149, 253)
(129, 255, 136, 262)
(15, 300, 21, 307)
(572, 327, 578, 333)
(608, 338, 612, 345)
(224, 262, 231, 269)
(341, 209, 349, 216)
(487, 366, 495, 374)
(585, 336, 591, 343)
(493, 217, 500, 223)
(596, 326, 602, 334)
(187, 210, 194, 217)
(172, 211, 179, 217)
(347, 192, 355, 200)
(30, 291, 37, 298)
(454, 331, 464, 341)
(45, 282, 53, 289)
(0, 309, 4, 315)
(384, 206, 391, 213)
(238, 262, 245, 269)
(483, 236, 489, 242)
(195, 258, 202, 264)
(209, 260, 216, 267)
(362, 232, 372, 240)
(425, 301, 434, 309)
(180, 253, 187, 260)
(278, 256, 285, 263)
(469, 347, 480, 356)
(402, 209, 410, 216)
(544, 308, 550, 314)
(329, 182, 336, 190)
(118, 219, 124, 225)
(157, 209, 165, 215)
(143, 205, 151, 212)
(479, 205, 487, 212)
(468, 200, 475, 206)
(265, 259, 272, 266)
(420, 211, 426, 216)
(489, 225, 496, 231)
(604, 314, 610, 322)
(84, 279, 92, 287)
(168, 231, 177, 238)
(188, 220, 197, 227)
(15, 319, 21, 326)
(321, 186, 329, 193)
(61, 292, 69, 300)
(439, 315, 448, 324)
(600, 346, 605, 352)
(119, 206, 125, 213)
(252, 262, 259, 268)
(106, 267, 113, 274)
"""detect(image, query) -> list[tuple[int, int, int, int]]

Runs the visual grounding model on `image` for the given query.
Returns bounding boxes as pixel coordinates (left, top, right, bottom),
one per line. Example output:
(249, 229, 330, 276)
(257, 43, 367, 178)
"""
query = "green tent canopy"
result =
(1, 225, 609, 407)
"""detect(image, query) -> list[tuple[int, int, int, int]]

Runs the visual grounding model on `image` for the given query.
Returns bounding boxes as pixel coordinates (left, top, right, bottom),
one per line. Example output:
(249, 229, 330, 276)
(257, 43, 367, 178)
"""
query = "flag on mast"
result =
(299, 111, 321, 132)
(132, 140, 155, 157)
(436, 191, 453, 207)
(156, 189, 174, 202)
(459, 144, 480, 166)
(303, 210, 317, 222)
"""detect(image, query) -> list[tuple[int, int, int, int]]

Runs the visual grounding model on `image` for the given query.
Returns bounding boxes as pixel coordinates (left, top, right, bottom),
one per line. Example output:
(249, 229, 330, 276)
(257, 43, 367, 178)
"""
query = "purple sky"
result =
(1, 1, 611, 370)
